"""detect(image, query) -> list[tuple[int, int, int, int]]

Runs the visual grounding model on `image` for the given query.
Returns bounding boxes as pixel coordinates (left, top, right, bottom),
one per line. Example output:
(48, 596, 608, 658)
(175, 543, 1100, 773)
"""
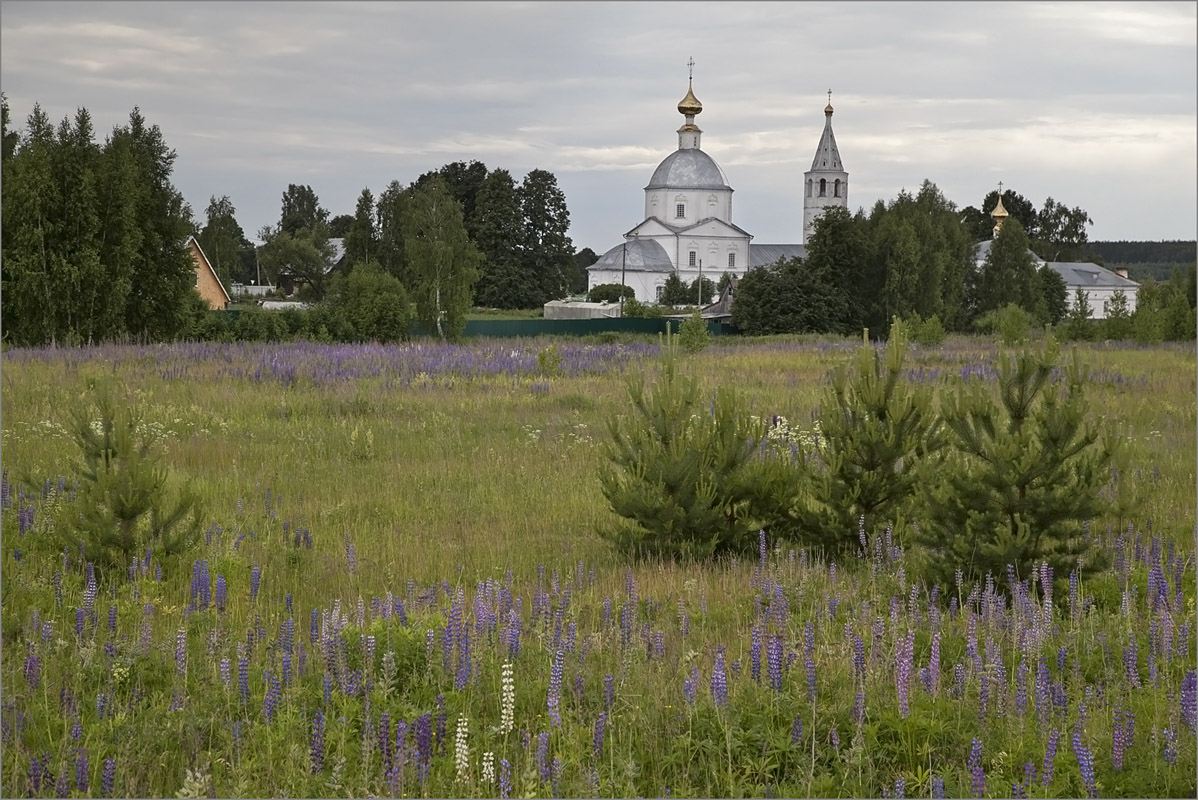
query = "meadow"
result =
(1, 334, 1195, 798)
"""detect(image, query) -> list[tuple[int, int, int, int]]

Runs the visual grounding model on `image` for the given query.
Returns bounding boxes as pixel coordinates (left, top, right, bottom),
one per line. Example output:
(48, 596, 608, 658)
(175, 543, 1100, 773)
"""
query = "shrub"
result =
(325, 261, 412, 343)
(678, 309, 710, 353)
(901, 312, 947, 347)
(57, 380, 204, 583)
(599, 332, 766, 559)
(536, 344, 564, 377)
(914, 337, 1120, 587)
(588, 283, 634, 304)
(975, 303, 1034, 345)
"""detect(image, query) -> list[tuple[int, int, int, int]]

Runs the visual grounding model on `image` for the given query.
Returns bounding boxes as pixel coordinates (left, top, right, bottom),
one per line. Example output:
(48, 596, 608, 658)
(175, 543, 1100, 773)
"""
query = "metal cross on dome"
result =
(998, 181, 1004, 195)
(688, 57, 695, 79)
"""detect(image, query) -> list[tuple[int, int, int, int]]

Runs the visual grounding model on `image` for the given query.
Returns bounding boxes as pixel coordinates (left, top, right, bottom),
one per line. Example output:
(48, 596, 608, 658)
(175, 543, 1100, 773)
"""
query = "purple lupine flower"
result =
(803, 620, 815, 658)
(829, 727, 840, 752)
(174, 629, 187, 676)
(1071, 729, 1097, 799)
(790, 715, 803, 746)
(552, 755, 563, 797)
(219, 658, 231, 686)
(1041, 728, 1059, 786)
(101, 757, 115, 797)
(498, 757, 512, 799)
(804, 656, 817, 703)
(416, 712, 433, 782)
(750, 626, 763, 683)
(262, 673, 281, 723)
(853, 634, 866, 682)
(238, 654, 250, 703)
(75, 747, 88, 792)
(767, 635, 784, 693)
(758, 529, 767, 568)
(547, 650, 564, 727)
(1112, 708, 1127, 770)
(536, 731, 550, 782)
(107, 604, 117, 633)
(435, 694, 447, 755)
(1181, 670, 1196, 731)
(893, 776, 905, 799)
(853, 690, 865, 726)
(249, 565, 261, 601)
(683, 665, 698, 706)
(1163, 726, 1178, 764)
(968, 738, 984, 798)
(23, 650, 41, 690)
(711, 648, 728, 709)
(602, 597, 612, 627)
(895, 629, 914, 719)
(55, 764, 70, 799)
(603, 673, 614, 709)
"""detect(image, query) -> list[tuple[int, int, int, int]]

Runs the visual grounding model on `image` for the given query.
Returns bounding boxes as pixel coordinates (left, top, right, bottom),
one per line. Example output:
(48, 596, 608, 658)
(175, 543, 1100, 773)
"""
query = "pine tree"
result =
(518, 169, 574, 304)
(1063, 288, 1093, 341)
(973, 217, 1042, 320)
(1102, 289, 1132, 340)
(343, 188, 379, 269)
(916, 338, 1118, 587)
(599, 333, 765, 559)
(472, 169, 533, 308)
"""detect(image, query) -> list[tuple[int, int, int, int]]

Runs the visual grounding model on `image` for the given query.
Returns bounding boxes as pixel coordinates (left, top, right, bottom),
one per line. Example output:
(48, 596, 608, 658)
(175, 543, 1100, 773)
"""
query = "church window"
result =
(819, 179, 826, 197)
(688, 251, 697, 267)
(728, 252, 736, 268)
(676, 203, 686, 219)
(834, 179, 841, 198)
(806, 179, 813, 198)
(655, 285, 665, 301)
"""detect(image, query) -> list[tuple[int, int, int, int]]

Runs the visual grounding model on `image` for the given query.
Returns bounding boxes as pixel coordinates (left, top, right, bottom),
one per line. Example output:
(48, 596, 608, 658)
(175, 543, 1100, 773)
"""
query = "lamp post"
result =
(697, 259, 703, 306)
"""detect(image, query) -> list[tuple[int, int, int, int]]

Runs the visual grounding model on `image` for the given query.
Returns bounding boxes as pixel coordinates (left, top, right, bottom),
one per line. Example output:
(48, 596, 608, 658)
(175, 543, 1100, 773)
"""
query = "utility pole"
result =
(697, 259, 703, 306)
(620, 237, 627, 317)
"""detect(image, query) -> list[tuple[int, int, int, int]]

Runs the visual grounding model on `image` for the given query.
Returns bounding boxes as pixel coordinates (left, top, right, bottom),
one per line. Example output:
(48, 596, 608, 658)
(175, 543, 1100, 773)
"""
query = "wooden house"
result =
(188, 235, 231, 310)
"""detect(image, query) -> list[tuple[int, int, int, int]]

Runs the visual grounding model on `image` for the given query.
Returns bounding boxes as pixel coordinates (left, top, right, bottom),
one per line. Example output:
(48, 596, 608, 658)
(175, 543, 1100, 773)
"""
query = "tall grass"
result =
(1, 335, 1194, 797)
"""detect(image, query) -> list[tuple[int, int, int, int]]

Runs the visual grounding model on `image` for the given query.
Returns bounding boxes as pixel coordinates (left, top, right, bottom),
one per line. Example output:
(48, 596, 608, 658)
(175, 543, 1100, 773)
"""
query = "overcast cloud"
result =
(3, 1, 1194, 253)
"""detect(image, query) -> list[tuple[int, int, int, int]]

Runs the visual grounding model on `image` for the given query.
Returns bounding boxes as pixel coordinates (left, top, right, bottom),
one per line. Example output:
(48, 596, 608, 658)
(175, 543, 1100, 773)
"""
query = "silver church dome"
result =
(645, 149, 731, 191)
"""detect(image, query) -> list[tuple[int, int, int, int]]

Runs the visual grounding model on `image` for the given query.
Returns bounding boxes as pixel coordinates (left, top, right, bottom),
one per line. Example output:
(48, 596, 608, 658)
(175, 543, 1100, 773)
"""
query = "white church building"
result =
(587, 72, 847, 303)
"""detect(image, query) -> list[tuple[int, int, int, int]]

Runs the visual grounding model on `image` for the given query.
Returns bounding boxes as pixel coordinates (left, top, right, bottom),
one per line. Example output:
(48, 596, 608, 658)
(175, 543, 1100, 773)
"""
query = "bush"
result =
(975, 303, 1034, 345)
(57, 380, 204, 583)
(914, 337, 1120, 587)
(678, 309, 710, 353)
(901, 312, 946, 347)
(588, 283, 634, 304)
(599, 332, 766, 559)
(325, 261, 412, 343)
(622, 298, 665, 318)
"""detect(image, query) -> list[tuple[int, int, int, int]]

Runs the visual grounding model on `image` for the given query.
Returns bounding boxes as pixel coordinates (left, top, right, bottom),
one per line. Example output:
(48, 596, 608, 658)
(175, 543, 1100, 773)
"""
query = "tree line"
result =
(1, 97, 590, 346)
(2, 98, 201, 346)
(730, 180, 1196, 341)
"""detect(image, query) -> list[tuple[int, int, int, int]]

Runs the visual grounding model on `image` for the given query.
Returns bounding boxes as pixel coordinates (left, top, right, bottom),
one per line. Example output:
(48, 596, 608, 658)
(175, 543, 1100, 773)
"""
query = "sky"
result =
(3, 1, 1195, 255)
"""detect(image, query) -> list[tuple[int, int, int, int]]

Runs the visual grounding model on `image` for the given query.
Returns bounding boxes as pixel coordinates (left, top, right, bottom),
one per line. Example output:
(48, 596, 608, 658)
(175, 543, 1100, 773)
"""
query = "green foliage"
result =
(974, 303, 1035, 345)
(518, 168, 575, 304)
(1039, 265, 1069, 325)
(471, 168, 534, 309)
(773, 320, 943, 554)
(324, 260, 412, 343)
(915, 339, 1120, 585)
(730, 258, 848, 335)
(972, 217, 1043, 320)
(257, 224, 336, 300)
(278, 183, 329, 236)
(536, 343, 564, 377)
(1, 103, 195, 345)
(58, 380, 204, 582)
(1062, 288, 1094, 342)
(901, 312, 946, 347)
(623, 297, 665, 318)
(233, 305, 291, 342)
(1102, 289, 1133, 340)
(197, 195, 253, 289)
(401, 175, 482, 341)
(678, 309, 710, 353)
(658, 272, 691, 306)
(587, 283, 634, 304)
(343, 188, 379, 268)
(599, 333, 765, 558)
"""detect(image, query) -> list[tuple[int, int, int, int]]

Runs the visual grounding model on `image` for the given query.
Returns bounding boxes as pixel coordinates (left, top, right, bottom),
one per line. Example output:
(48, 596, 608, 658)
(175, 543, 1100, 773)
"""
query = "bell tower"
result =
(802, 91, 849, 244)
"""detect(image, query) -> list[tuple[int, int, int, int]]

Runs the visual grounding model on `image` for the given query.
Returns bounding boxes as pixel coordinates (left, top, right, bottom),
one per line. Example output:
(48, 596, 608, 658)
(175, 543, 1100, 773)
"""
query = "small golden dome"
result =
(991, 195, 1009, 218)
(824, 102, 834, 115)
(678, 81, 703, 117)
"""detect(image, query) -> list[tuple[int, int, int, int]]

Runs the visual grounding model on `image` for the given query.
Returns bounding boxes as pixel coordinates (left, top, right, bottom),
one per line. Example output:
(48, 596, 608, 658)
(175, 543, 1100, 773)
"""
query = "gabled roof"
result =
(186, 235, 231, 304)
(673, 217, 753, 239)
(748, 243, 807, 268)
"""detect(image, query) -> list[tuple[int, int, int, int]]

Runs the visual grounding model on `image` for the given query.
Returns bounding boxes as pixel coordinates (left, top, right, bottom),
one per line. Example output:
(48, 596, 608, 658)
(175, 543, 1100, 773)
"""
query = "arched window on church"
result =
(834, 179, 841, 198)
(819, 179, 826, 197)
(806, 179, 813, 198)
(688, 251, 697, 267)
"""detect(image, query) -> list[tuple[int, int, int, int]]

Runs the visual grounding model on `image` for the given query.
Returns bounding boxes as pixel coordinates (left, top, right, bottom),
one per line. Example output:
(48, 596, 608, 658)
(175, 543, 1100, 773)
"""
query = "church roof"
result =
(646, 149, 731, 191)
(749, 243, 807, 268)
(808, 105, 845, 173)
(588, 237, 675, 273)
(1045, 262, 1138, 289)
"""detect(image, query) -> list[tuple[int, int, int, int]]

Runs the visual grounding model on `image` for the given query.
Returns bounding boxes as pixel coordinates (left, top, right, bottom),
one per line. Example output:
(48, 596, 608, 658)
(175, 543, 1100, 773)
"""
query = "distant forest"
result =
(1088, 240, 1196, 282)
